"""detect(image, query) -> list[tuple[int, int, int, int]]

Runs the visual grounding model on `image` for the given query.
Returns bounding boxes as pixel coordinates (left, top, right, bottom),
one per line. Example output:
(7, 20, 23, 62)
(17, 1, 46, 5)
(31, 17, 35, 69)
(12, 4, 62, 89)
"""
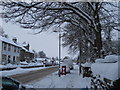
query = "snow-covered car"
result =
(60, 63, 70, 73)
(44, 60, 52, 66)
(63, 59, 73, 70)
(1, 76, 26, 90)
(20, 61, 28, 65)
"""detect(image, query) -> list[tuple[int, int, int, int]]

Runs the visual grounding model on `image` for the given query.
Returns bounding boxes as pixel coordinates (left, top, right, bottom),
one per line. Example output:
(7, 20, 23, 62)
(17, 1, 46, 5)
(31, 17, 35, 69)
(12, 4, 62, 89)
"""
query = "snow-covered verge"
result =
(91, 62, 119, 81)
(0, 66, 51, 76)
(96, 55, 119, 63)
(91, 55, 120, 81)
(27, 65, 91, 88)
(0, 62, 43, 70)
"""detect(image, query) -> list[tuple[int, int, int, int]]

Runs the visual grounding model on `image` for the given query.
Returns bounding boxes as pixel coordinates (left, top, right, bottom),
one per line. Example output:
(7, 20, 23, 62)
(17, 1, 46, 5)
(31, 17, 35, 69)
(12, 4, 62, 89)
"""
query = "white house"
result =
(0, 36, 21, 64)
(0, 35, 35, 65)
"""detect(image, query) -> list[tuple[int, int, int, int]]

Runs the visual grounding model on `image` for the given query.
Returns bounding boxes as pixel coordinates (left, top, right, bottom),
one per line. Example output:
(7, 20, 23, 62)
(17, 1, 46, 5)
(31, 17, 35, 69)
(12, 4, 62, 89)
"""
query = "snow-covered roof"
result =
(28, 49, 34, 53)
(16, 43, 27, 51)
(0, 36, 21, 48)
(35, 58, 46, 61)
(18, 42, 34, 53)
(0, 36, 34, 54)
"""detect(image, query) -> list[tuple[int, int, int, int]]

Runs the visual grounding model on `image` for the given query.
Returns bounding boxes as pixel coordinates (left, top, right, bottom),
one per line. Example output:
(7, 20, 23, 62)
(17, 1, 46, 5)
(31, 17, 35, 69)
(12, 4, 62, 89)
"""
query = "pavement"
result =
(27, 65, 91, 88)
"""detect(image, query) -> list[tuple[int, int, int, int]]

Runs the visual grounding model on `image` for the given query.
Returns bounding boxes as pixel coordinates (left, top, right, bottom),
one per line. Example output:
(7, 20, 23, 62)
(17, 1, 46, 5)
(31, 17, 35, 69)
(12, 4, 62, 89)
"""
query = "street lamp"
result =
(53, 29, 61, 77)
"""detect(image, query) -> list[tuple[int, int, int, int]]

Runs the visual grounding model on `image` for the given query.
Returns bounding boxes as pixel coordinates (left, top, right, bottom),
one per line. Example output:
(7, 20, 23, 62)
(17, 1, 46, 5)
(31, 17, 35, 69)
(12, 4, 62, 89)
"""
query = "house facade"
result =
(0, 35, 34, 65)
(20, 43, 34, 62)
(0, 36, 21, 64)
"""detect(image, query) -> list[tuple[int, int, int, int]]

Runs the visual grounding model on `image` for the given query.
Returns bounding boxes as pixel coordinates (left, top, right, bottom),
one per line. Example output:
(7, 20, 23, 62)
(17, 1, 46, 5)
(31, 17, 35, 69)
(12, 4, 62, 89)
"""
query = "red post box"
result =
(62, 66, 66, 75)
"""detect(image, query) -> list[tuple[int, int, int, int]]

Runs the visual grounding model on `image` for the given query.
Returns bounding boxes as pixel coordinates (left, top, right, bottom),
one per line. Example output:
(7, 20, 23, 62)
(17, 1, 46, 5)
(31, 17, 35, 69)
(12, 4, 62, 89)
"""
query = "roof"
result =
(0, 35, 34, 54)
(18, 43, 34, 54)
(35, 58, 47, 61)
(0, 35, 21, 48)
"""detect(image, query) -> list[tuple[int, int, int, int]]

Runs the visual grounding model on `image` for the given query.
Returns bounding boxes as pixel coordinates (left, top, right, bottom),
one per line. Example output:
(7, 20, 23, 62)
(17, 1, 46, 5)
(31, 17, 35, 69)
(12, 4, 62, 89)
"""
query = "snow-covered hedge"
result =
(92, 55, 120, 81)
(104, 55, 119, 63)
(91, 62, 119, 81)
(95, 55, 119, 63)
(95, 59, 105, 63)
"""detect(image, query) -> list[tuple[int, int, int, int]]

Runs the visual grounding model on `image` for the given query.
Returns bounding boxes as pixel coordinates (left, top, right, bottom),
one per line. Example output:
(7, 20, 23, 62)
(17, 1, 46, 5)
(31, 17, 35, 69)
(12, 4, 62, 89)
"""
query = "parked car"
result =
(1, 76, 26, 90)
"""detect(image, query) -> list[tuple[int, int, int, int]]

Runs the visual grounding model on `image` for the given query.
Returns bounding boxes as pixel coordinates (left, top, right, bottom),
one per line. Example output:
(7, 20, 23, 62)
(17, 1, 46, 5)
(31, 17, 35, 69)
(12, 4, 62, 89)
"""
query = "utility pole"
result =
(58, 31, 61, 77)
(53, 29, 61, 77)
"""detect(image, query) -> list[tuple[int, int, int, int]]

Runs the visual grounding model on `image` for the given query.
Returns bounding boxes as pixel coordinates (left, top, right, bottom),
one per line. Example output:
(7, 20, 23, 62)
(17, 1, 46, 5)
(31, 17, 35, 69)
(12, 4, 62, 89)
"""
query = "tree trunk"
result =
(94, 3, 102, 58)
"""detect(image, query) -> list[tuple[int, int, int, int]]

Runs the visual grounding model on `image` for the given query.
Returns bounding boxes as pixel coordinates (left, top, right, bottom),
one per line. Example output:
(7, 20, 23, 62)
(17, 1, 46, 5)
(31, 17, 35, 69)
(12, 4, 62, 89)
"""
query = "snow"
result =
(35, 58, 46, 61)
(0, 66, 49, 76)
(0, 36, 21, 47)
(20, 61, 28, 65)
(95, 55, 119, 63)
(27, 65, 91, 88)
(95, 58, 105, 63)
(0, 64, 18, 69)
(0, 35, 34, 54)
(91, 55, 120, 81)
(17, 43, 34, 54)
(0, 62, 43, 70)
(81, 62, 92, 67)
(104, 55, 119, 63)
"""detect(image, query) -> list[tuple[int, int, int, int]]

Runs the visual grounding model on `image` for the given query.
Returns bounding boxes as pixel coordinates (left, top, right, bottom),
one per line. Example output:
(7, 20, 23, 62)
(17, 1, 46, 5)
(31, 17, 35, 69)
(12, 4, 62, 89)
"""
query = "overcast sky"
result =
(2, 20, 70, 58)
(1, 19, 119, 59)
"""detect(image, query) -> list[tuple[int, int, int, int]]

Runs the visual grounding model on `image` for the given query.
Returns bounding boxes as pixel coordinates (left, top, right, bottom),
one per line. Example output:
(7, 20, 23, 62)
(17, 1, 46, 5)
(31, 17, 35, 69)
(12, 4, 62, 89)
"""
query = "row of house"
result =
(0, 35, 34, 65)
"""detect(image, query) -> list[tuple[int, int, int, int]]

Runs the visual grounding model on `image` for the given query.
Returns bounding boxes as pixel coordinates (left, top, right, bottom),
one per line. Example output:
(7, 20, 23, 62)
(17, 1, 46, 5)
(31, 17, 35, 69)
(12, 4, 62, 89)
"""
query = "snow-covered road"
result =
(0, 66, 56, 76)
(28, 65, 91, 88)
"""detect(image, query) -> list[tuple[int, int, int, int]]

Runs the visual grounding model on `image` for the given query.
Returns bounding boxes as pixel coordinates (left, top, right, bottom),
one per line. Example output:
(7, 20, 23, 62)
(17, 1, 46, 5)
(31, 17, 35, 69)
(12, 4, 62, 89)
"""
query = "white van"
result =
(63, 59, 73, 70)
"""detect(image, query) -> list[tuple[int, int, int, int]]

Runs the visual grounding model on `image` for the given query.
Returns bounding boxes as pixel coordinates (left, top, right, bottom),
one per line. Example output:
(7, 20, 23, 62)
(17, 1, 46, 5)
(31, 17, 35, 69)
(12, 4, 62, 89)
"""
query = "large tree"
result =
(0, 1, 119, 58)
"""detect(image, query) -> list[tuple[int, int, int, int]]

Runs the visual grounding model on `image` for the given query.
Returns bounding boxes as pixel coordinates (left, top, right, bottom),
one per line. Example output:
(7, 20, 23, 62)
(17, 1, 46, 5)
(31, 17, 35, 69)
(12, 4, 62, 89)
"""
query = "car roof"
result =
(2, 76, 21, 84)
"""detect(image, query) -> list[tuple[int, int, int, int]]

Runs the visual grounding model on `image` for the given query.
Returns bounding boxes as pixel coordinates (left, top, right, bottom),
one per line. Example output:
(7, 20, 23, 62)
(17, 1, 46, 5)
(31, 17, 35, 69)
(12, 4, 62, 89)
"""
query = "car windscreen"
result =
(2, 77, 19, 90)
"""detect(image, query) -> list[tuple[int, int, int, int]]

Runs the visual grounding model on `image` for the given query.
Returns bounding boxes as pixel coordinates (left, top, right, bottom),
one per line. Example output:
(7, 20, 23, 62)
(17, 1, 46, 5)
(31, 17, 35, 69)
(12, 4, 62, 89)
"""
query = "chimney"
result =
(26, 43, 30, 50)
(12, 37, 17, 43)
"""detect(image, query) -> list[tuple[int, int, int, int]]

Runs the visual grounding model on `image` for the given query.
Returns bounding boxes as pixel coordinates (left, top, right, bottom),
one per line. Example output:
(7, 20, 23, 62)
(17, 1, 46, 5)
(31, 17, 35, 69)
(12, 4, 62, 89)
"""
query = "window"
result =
(13, 56, 15, 64)
(8, 44, 11, 51)
(3, 43, 7, 50)
(8, 55, 11, 63)
(16, 57, 19, 61)
(2, 54, 7, 61)
(2, 43, 4, 51)
(14, 46, 16, 52)
(17, 48, 20, 53)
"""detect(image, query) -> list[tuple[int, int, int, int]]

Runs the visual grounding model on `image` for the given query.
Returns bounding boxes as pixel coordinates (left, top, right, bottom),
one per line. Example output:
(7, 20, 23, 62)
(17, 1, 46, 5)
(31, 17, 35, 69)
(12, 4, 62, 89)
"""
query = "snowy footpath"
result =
(27, 65, 91, 88)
